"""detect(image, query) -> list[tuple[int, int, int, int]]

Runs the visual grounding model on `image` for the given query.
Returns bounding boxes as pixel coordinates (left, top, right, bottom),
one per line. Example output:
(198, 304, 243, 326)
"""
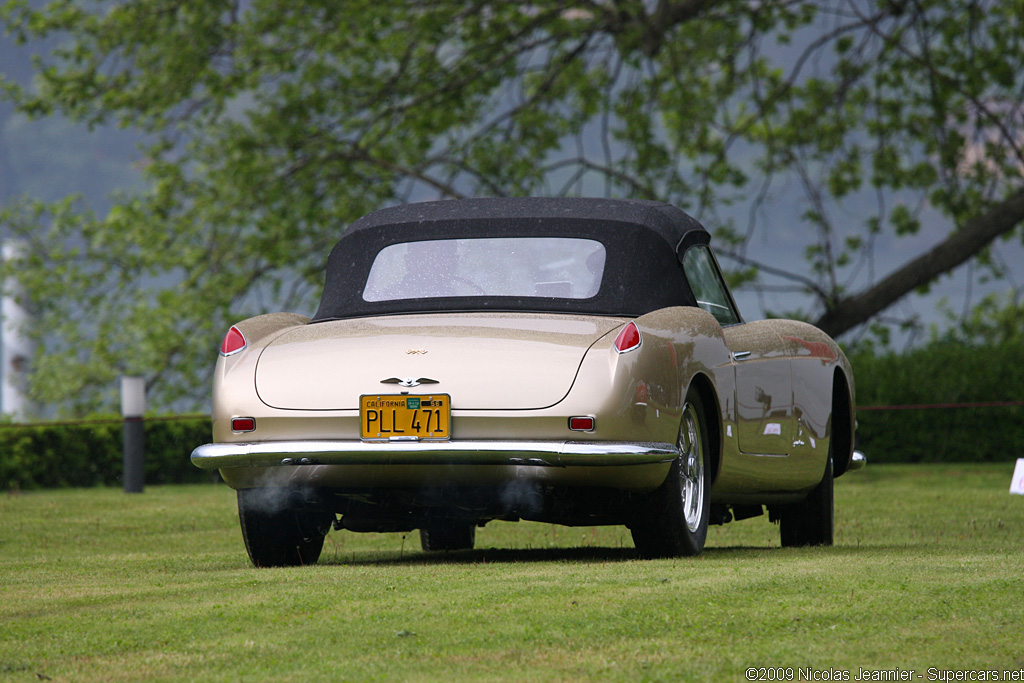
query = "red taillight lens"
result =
(231, 417, 256, 432)
(220, 326, 246, 356)
(569, 416, 595, 432)
(613, 321, 642, 354)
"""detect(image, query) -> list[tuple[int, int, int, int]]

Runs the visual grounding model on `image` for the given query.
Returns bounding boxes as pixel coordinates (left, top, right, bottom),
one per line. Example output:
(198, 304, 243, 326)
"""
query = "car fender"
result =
(213, 312, 309, 440)
(573, 307, 733, 484)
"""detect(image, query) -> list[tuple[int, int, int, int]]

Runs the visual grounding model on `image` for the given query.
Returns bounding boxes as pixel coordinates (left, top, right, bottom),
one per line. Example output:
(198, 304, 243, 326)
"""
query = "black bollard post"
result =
(123, 417, 145, 493)
(121, 376, 146, 493)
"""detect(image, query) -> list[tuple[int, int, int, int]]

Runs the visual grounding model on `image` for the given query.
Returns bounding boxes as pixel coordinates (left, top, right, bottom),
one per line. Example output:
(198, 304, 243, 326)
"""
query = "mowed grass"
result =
(2, 464, 1023, 682)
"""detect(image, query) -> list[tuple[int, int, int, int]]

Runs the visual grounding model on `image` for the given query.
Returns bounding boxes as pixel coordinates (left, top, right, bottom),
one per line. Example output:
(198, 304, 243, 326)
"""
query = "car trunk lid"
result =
(255, 312, 624, 410)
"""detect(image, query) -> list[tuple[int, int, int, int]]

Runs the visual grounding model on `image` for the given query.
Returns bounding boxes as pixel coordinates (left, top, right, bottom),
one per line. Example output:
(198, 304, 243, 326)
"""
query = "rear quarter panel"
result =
(607, 307, 736, 477)
(212, 312, 309, 442)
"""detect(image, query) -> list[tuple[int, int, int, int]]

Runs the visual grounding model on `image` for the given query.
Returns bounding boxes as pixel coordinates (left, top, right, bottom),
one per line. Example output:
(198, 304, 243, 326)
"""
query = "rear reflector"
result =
(568, 416, 595, 432)
(613, 321, 642, 354)
(220, 326, 246, 356)
(231, 417, 256, 432)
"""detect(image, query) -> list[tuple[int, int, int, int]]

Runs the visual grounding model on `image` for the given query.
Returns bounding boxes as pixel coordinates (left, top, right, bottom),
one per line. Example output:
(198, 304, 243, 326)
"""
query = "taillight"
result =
(613, 321, 642, 354)
(220, 326, 246, 356)
(569, 416, 595, 432)
(231, 417, 256, 432)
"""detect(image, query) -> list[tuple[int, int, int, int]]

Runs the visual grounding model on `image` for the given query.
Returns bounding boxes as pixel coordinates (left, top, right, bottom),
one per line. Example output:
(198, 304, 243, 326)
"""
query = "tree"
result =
(1, 0, 1023, 414)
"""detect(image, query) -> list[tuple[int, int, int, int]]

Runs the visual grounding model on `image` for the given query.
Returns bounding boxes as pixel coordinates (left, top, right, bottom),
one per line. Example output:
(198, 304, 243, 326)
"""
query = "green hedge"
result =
(0, 416, 213, 490)
(851, 339, 1024, 463)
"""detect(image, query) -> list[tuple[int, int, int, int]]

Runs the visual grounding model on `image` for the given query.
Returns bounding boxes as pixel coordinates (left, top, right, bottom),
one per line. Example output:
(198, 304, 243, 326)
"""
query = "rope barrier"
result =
(858, 401, 1024, 411)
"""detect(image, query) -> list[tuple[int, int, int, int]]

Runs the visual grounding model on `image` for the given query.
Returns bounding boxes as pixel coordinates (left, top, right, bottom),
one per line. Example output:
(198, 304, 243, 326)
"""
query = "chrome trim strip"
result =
(191, 439, 679, 470)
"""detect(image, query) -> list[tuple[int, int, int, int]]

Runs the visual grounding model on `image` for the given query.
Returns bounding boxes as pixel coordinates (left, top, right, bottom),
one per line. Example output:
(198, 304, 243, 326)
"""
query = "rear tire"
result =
(779, 456, 834, 547)
(237, 489, 330, 567)
(630, 393, 711, 558)
(420, 524, 476, 551)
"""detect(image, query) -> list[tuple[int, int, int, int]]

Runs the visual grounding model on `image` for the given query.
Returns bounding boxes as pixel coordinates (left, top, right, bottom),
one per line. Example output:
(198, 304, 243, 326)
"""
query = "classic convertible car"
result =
(191, 197, 862, 567)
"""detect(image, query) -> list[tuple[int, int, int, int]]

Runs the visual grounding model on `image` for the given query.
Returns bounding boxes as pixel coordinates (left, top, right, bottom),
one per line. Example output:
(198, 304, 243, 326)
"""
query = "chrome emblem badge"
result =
(406, 349, 428, 355)
(380, 377, 440, 388)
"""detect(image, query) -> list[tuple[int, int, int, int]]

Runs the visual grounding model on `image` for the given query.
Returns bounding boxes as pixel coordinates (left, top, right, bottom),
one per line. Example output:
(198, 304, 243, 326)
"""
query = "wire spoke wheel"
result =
(779, 453, 834, 547)
(679, 403, 706, 533)
(630, 389, 711, 558)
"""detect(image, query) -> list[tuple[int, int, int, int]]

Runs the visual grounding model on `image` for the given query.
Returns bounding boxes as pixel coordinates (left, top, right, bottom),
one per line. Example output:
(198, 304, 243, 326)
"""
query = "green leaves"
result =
(2, 0, 1024, 413)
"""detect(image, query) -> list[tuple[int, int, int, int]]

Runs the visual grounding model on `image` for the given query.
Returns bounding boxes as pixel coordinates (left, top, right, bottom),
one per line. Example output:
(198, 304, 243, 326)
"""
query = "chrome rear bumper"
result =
(191, 439, 679, 470)
(849, 450, 867, 471)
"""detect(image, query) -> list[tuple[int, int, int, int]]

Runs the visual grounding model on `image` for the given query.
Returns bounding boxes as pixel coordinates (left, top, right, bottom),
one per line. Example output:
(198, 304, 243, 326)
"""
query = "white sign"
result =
(1011, 459, 1024, 495)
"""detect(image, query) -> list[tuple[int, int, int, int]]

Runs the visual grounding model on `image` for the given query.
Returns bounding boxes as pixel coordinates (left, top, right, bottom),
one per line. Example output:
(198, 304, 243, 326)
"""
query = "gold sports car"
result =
(191, 197, 862, 567)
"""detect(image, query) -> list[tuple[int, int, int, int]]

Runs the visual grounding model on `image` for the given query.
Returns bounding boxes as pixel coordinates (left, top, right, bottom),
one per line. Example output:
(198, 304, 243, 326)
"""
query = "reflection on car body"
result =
(191, 197, 862, 567)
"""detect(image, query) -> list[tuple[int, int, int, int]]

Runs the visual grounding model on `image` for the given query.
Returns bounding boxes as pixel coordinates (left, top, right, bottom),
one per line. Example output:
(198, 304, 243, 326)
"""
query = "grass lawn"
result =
(1, 464, 1023, 682)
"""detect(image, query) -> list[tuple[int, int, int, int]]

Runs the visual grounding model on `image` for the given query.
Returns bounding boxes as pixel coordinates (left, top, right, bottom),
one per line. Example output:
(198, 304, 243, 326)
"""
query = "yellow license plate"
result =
(360, 394, 451, 439)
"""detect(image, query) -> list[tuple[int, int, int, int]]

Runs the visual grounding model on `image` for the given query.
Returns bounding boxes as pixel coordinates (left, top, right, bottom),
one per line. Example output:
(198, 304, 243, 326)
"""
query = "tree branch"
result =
(814, 187, 1024, 337)
(717, 249, 831, 302)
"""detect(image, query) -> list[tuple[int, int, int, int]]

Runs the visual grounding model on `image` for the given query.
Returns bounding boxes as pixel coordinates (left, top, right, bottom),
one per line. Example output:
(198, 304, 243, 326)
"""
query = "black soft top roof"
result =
(312, 197, 710, 321)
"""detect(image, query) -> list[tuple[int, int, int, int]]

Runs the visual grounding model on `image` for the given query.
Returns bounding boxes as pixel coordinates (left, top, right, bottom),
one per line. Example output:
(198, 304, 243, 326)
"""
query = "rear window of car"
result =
(362, 237, 606, 302)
